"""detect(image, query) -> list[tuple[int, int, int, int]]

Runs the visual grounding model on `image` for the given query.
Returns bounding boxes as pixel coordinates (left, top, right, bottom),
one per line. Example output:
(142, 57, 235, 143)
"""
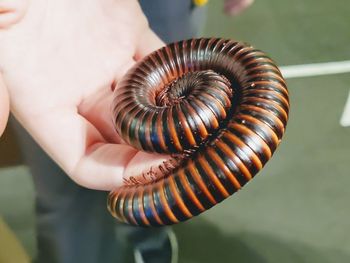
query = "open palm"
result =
(0, 0, 168, 190)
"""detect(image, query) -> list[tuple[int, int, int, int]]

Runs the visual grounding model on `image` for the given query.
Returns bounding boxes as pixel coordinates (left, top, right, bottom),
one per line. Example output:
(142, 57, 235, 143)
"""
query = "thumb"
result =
(134, 29, 165, 61)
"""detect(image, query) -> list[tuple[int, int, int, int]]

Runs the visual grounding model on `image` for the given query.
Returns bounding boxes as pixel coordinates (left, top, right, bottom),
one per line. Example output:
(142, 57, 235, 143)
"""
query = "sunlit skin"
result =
(0, 0, 254, 191)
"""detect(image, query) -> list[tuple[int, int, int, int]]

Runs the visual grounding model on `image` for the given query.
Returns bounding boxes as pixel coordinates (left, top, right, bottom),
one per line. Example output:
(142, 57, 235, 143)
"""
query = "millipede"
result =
(107, 38, 289, 226)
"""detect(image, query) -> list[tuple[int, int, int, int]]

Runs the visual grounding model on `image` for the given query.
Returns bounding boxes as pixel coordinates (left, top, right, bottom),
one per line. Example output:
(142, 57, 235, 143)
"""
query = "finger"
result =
(13, 107, 130, 190)
(77, 147, 170, 190)
(134, 29, 165, 61)
(0, 73, 9, 136)
(78, 85, 123, 144)
(14, 107, 168, 191)
(77, 32, 162, 144)
(78, 54, 136, 145)
(73, 142, 138, 190)
(123, 151, 170, 182)
(224, 0, 254, 16)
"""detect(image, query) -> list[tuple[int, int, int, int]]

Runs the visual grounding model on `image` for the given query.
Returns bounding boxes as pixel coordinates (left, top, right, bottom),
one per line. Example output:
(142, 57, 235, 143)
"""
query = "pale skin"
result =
(0, 0, 253, 191)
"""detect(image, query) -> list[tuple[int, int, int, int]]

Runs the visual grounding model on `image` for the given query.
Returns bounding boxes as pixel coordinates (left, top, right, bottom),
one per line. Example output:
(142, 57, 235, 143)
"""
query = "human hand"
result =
(0, 0, 169, 190)
(224, 0, 254, 16)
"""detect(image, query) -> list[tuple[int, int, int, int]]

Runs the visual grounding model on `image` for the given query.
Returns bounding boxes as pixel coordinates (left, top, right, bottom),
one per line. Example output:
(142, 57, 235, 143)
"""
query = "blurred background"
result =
(1, 0, 350, 262)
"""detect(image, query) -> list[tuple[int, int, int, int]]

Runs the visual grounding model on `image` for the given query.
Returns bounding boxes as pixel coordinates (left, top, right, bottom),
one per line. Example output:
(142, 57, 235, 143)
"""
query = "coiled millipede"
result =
(108, 38, 289, 226)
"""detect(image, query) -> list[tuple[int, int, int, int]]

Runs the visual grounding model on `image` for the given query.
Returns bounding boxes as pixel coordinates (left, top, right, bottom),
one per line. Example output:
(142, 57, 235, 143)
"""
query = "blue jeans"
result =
(13, 1, 206, 262)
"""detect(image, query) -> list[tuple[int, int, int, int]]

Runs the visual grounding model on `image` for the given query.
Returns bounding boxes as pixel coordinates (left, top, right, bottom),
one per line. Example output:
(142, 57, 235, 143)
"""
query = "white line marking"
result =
(340, 91, 350, 127)
(280, 60, 350, 79)
(278, 60, 350, 127)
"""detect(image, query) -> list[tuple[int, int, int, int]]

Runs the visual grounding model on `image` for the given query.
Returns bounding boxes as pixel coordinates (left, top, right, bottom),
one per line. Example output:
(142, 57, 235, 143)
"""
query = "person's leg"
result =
(13, 117, 177, 263)
(139, 0, 207, 44)
(11, 118, 122, 263)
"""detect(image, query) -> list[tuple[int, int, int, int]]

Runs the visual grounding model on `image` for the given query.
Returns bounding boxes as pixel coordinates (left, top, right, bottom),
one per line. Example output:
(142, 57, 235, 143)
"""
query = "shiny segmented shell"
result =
(108, 38, 289, 226)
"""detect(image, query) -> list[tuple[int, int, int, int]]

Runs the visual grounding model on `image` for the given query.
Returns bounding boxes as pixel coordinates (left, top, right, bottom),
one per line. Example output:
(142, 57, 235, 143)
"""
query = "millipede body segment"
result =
(108, 38, 289, 226)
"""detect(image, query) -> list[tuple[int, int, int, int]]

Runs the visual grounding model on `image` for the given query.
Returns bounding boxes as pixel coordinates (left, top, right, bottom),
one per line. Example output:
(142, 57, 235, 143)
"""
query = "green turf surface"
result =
(172, 1, 350, 262)
(1, 0, 350, 262)
(205, 0, 350, 65)
(174, 74, 350, 262)
(0, 166, 36, 259)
